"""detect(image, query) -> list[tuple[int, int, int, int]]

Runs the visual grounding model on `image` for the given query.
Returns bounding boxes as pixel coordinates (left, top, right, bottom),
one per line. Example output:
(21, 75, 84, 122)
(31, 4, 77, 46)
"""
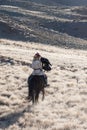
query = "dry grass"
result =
(0, 39, 87, 130)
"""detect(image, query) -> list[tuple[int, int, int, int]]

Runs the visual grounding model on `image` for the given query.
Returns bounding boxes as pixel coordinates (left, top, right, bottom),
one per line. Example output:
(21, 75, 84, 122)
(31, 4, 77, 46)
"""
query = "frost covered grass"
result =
(0, 39, 87, 130)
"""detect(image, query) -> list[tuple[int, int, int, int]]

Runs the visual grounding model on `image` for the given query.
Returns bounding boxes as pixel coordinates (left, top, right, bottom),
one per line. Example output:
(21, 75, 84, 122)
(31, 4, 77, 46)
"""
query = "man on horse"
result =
(28, 52, 50, 100)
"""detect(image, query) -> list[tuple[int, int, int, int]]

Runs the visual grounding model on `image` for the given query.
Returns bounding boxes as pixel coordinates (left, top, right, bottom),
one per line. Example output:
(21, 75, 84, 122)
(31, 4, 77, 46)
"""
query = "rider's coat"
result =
(31, 59, 45, 75)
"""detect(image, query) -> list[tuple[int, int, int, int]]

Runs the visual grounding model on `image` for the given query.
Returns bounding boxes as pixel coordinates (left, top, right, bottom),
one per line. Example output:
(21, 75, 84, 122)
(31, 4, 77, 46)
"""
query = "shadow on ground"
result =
(0, 105, 31, 129)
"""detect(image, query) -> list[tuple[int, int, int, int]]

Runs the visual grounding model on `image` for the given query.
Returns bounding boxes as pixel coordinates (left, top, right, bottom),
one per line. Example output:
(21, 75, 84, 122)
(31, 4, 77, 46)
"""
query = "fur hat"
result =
(34, 52, 41, 58)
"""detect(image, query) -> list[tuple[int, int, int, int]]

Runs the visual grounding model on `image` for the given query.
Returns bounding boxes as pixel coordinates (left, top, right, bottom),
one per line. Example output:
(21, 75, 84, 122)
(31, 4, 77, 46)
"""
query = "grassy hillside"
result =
(29, 0, 87, 6)
(0, 0, 87, 49)
(0, 39, 87, 130)
(0, 1, 87, 130)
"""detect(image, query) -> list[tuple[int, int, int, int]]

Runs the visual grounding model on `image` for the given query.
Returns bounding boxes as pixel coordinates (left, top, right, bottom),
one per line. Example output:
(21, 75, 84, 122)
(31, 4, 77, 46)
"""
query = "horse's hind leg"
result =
(42, 89, 45, 101)
(32, 91, 35, 104)
(27, 85, 32, 101)
(35, 91, 39, 103)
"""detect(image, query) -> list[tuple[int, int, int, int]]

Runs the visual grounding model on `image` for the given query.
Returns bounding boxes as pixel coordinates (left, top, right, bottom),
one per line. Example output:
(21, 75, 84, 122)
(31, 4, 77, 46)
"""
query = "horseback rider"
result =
(28, 52, 49, 87)
(28, 52, 49, 100)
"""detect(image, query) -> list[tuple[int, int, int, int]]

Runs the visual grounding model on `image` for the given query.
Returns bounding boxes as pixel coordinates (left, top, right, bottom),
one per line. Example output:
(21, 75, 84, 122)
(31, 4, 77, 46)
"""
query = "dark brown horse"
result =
(27, 75, 45, 104)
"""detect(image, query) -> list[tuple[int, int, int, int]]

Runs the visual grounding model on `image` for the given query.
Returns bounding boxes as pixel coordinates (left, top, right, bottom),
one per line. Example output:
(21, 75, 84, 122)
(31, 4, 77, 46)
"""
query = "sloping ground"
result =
(71, 6, 87, 15)
(1, 0, 87, 6)
(28, 0, 87, 6)
(0, 1, 87, 49)
(0, 21, 26, 41)
(0, 39, 87, 130)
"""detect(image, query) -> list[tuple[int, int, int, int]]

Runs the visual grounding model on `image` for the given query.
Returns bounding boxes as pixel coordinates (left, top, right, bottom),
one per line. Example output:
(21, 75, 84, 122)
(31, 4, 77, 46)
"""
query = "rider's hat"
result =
(34, 52, 41, 58)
